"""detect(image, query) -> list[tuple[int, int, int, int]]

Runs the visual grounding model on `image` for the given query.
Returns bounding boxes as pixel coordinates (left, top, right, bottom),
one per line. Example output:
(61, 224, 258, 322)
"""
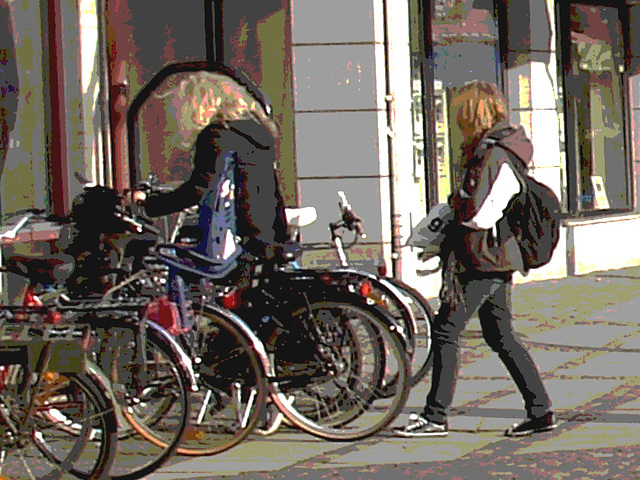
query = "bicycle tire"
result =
(376, 278, 434, 388)
(103, 323, 190, 479)
(329, 269, 419, 397)
(0, 365, 117, 480)
(174, 304, 266, 456)
(268, 297, 408, 441)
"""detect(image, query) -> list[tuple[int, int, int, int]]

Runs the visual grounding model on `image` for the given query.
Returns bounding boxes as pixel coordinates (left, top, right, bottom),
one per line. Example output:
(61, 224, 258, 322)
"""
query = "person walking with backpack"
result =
(394, 81, 558, 438)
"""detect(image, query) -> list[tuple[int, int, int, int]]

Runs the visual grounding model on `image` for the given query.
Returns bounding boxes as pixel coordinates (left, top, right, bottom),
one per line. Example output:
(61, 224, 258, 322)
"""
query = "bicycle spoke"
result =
(239, 386, 258, 428)
(196, 389, 214, 424)
(270, 298, 408, 440)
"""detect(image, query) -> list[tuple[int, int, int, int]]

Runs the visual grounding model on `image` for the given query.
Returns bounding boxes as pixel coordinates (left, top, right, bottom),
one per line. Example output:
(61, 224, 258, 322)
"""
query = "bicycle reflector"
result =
(375, 256, 388, 277)
(220, 288, 241, 310)
(358, 279, 373, 298)
(144, 296, 185, 335)
(20, 288, 62, 324)
(23, 288, 41, 308)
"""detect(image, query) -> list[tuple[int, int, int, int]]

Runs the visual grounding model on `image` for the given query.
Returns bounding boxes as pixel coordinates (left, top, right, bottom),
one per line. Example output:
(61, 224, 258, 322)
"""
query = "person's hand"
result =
(131, 190, 147, 206)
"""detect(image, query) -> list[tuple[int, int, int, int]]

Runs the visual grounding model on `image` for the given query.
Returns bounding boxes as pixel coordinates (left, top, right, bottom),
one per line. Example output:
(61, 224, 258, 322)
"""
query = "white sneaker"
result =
(393, 413, 448, 437)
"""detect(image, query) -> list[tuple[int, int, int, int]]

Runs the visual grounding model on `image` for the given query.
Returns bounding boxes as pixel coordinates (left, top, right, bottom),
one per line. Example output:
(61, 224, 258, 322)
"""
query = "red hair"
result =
(454, 81, 508, 139)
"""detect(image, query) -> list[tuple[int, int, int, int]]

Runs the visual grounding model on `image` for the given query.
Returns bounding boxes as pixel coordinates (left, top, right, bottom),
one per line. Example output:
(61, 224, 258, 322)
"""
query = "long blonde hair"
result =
(155, 71, 279, 147)
(453, 81, 508, 140)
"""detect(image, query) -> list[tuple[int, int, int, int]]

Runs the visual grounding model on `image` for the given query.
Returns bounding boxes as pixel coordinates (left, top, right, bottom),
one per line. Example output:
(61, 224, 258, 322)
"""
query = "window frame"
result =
(557, 0, 633, 217)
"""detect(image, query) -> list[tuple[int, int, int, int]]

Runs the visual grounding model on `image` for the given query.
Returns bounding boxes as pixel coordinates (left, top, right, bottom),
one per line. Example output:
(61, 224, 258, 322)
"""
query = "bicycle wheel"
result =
(175, 305, 266, 456)
(384, 279, 434, 386)
(268, 297, 408, 441)
(376, 278, 434, 388)
(101, 324, 190, 479)
(0, 365, 117, 480)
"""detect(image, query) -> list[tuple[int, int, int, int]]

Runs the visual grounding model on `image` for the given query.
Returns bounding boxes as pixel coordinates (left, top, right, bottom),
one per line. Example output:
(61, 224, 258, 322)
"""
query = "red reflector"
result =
(23, 289, 42, 307)
(0, 366, 8, 391)
(221, 289, 241, 310)
(144, 296, 185, 335)
(45, 310, 63, 325)
(359, 280, 373, 298)
(377, 263, 387, 277)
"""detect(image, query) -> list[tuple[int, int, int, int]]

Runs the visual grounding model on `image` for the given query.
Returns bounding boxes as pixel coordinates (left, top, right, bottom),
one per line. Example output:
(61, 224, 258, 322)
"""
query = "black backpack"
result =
(487, 138, 561, 271)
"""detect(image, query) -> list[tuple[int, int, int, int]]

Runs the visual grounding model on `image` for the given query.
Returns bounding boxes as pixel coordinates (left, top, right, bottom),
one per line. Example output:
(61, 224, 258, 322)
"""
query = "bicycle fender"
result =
(146, 320, 199, 392)
(86, 358, 118, 407)
(375, 276, 421, 350)
(277, 268, 412, 351)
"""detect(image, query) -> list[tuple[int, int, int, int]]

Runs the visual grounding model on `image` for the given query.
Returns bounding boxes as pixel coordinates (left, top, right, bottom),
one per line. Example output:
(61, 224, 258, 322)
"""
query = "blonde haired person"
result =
(395, 80, 557, 438)
(155, 71, 279, 148)
(140, 69, 289, 260)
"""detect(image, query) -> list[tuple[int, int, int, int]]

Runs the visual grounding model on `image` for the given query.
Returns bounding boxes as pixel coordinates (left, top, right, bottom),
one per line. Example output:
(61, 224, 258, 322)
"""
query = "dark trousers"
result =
(422, 274, 552, 424)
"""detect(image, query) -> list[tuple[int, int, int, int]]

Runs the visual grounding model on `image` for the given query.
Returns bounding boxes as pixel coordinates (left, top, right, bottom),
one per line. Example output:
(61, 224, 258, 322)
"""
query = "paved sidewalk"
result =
(145, 266, 640, 479)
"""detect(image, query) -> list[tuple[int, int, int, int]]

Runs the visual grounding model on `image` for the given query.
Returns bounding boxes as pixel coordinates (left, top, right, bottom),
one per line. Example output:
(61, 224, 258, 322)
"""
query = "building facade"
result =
(287, 0, 640, 298)
(2, 0, 640, 300)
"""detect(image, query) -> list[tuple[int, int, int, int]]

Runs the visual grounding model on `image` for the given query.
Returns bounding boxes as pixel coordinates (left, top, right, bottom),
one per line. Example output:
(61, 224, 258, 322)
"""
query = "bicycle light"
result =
(144, 295, 185, 335)
(20, 288, 62, 324)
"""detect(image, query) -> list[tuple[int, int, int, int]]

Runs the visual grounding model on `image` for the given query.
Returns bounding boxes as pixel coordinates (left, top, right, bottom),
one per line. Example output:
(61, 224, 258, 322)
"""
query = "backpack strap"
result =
(473, 125, 514, 160)
(486, 125, 533, 174)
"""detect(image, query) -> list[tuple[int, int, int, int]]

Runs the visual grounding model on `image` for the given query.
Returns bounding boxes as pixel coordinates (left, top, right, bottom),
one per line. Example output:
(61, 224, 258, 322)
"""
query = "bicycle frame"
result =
(272, 266, 411, 350)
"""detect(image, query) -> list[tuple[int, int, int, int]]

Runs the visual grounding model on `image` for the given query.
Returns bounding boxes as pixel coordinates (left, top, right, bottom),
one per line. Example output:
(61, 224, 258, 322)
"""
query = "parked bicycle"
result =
(293, 191, 435, 394)
(0, 286, 117, 479)
(133, 163, 409, 442)
(57, 186, 269, 458)
(0, 209, 191, 479)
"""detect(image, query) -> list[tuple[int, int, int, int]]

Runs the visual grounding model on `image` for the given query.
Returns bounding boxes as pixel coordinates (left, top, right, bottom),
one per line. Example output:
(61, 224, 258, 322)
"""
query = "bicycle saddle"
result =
(285, 207, 317, 228)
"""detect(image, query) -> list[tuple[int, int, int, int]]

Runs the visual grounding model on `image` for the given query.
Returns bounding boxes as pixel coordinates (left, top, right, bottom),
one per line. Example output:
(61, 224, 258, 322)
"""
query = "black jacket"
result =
(450, 123, 532, 274)
(145, 119, 289, 256)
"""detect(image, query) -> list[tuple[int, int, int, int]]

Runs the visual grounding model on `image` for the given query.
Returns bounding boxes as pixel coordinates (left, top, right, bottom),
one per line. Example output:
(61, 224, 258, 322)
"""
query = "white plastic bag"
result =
(405, 202, 454, 260)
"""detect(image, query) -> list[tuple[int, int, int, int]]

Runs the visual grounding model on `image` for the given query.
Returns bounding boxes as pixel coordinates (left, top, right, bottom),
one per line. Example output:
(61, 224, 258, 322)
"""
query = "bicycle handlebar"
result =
(114, 207, 160, 236)
(337, 191, 366, 238)
(134, 172, 175, 195)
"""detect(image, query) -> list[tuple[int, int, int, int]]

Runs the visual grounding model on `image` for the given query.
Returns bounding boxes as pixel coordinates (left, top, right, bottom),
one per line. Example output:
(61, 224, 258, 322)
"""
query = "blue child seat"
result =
(193, 150, 243, 277)
(155, 151, 242, 280)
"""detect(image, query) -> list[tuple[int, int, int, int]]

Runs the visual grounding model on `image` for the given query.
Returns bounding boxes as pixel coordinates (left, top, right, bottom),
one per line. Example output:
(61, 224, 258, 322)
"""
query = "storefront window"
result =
(432, 0, 500, 88)
(561, 2, 630, 214)
(431, 0, 501, 201)
(408, 0, 429, 210)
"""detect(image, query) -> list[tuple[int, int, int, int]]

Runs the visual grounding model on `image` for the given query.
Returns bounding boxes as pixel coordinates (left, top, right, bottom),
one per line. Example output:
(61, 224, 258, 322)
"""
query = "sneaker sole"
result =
(505, 423, 559, 437)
